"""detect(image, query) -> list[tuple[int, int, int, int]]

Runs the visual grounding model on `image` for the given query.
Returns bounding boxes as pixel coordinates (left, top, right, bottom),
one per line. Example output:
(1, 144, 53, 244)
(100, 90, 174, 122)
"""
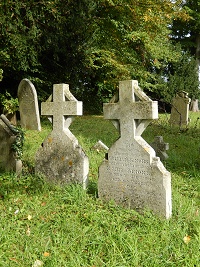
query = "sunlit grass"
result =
(0, 113, 199, 266)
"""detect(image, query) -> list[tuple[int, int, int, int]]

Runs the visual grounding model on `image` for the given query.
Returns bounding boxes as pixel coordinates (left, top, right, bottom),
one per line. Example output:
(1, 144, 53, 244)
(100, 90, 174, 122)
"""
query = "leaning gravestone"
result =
(98, 80, 172, 219)
(18, 78, 41, 130)
(35, 84, 89, 189)
(0, 114, 22, 175)
(169, 91, 191, 127)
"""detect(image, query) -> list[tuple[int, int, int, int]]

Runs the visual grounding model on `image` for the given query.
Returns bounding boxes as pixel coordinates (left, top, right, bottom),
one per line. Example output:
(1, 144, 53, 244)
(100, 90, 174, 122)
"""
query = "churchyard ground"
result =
(0, 113, 199, 266)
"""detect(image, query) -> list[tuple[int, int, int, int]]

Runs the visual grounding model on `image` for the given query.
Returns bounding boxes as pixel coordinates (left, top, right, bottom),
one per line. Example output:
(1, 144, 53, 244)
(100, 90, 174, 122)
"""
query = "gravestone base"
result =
(98, 137, 172, 218)
(35, 130, 89, 189)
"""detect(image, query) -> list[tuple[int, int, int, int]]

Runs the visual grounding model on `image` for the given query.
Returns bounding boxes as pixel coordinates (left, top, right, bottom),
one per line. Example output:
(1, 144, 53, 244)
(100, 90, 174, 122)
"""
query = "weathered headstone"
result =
(98, 80, 172, 219)
(169, 91, 191, 127)
(150, 136, 169, 161)
(35, 83, 89, 188)
(0, 114, 22, 175)
(190, 99, 199, 112)
(18, 78, 41, 130)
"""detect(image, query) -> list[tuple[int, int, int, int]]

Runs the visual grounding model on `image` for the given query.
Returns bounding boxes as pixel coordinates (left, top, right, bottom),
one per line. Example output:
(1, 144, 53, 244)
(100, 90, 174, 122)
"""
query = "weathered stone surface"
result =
(18, 78, 41, 130)
(98, 80, 172, 219)
(170, 91, 191, 127)
(0, 114, 22, 175)
(35, 84, 89, 189)
(190, 99, 199, 112)
(151, 136, 169, 161)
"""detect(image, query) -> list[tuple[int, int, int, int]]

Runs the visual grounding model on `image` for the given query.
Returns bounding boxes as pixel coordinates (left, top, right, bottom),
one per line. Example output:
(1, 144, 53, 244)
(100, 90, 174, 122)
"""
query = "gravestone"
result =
(18, 78, 41, 130)
(169, 91, 191, 127)
(190, 99, 199, 112)
(0, 114, 22, 175)
(35, 83, 89, 188)
(150, 136, 169, 161)
(98, 80, 172, 219)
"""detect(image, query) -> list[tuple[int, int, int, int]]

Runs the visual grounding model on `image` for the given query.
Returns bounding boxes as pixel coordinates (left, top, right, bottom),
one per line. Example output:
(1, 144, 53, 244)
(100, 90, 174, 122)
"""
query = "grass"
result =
(0, 112, 200, 266)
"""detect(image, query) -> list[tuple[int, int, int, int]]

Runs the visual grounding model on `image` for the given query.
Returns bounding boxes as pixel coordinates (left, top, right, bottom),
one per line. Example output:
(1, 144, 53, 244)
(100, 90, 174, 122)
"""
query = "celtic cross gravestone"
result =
(98, 80, 172, 218)
(35, 84, 89, 188)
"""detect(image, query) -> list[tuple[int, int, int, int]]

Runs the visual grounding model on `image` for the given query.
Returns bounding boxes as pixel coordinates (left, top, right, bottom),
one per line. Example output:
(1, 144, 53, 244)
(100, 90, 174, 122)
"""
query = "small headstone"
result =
(170, 91, 191, 127)
(35, 84, 89, 188)
(150, 136, 169, 161)
(190, 99, 199, 112)
(18, 78, 41, 130)
(0, 114, 22, 175)
(98, 80, 172, 219)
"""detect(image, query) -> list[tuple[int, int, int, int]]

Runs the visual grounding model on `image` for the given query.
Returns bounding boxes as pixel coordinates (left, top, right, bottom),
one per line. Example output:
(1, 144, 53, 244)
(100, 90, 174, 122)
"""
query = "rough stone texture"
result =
(35, 84, 89, 189)
(98, 80, 172, 219)
(18, 78, 41, 130)
(170, 91, 191, 127)
(0, 114, 22, 175)
(151, 136, 169, 161)
(190, 99, 199, 112)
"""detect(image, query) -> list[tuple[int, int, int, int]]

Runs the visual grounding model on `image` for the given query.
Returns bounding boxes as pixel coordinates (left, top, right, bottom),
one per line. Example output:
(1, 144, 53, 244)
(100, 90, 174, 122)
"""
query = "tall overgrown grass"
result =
(0, 112, 199, 266)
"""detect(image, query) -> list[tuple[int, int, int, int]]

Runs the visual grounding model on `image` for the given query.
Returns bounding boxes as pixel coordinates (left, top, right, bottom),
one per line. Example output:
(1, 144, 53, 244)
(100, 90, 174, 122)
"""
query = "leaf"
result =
(14, 209, 19, 215)
(183, 235, 191, 244)
(43, 252, 50, 257)
(9, 258, 19, 263)
(26, 227, 31, 236)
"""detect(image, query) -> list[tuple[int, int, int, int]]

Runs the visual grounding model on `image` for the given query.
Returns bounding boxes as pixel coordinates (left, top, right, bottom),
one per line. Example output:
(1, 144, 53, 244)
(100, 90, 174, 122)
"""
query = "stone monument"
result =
(18, 78, 41, 130)
(150, 136, 169, 161)
(169, 91, 191, 127)
(98, 80, 172, 219)
(35, 83, 89, 189)
(0, 114, 22, 175)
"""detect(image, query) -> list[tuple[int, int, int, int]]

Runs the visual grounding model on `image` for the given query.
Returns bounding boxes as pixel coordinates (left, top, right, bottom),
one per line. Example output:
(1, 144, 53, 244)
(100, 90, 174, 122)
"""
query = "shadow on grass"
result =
(0, 172, 52, 200)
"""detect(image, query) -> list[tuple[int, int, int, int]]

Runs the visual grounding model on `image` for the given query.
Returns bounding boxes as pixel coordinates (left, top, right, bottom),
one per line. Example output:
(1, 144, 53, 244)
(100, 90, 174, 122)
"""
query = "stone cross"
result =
(35, 84, 89, 188)
(41, 84, 82, 132)
(98, 80, 172, 219)
(104, 80, 158, 138)
(151, 136, 169, 161)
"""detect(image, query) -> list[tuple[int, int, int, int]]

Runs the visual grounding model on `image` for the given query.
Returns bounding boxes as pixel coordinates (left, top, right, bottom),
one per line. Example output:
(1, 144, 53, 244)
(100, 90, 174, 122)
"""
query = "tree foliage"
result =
(0, 0, 191, 112)
(166, 52, 199, 103)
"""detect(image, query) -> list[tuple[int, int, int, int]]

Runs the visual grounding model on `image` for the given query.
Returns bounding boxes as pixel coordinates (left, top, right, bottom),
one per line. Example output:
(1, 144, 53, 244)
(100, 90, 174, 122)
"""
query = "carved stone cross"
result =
(103, 80, 158, 138)
(151, 136, 169, 161)
(41, 83, 82, 132)
(98, 80, 172, 219)
(35, 83, 88, 188)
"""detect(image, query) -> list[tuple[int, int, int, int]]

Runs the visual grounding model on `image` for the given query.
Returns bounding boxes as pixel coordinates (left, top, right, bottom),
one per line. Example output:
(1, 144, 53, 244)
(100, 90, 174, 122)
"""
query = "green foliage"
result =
(166, 52, 199, 102)
(0, 92, 19, 114)
(11, 126, 25, 160)
(0, 69, 3, 81)
(0, 0, 189, 112)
